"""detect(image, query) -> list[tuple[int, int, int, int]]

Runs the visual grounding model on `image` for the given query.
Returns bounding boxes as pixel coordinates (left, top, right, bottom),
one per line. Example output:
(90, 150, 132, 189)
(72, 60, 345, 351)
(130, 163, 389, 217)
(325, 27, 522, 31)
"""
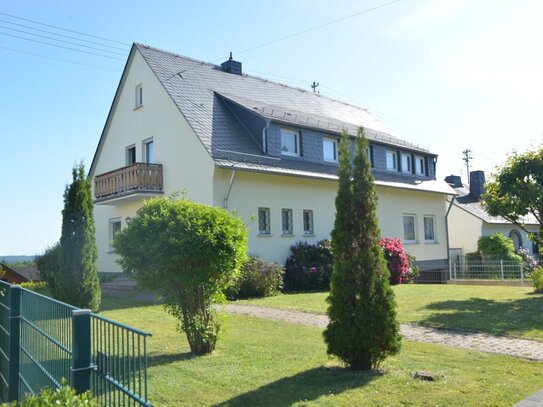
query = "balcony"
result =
(94, 163, 163, 204)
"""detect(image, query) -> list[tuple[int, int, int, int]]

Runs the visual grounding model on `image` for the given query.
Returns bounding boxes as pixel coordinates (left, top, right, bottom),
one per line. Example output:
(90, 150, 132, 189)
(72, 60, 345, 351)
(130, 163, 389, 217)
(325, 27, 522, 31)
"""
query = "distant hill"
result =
(0, 255, 36, 264)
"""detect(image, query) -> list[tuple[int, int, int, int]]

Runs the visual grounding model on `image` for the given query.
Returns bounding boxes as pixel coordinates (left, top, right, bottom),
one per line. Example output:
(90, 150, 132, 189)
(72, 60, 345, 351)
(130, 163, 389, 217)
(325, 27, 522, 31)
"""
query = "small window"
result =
(303, 209, 314, 235)
(403, 214, 417, 243)
(386, 150, 397, 171)
(366, 145, 374, 168)
(281, 209, 293, 235)
(109, 218, 122, 251)
(135, 84, 143, 108)
(126, 145, 136, 165)
(258, 207, 271, 235)
(144, 139, 154, 163)
(415, 156, 425, 175)
(323, 138, 338, 162)
(281, 129, 300, 156)
(424, 216, 435, 242)
(401, 153, 412, 173)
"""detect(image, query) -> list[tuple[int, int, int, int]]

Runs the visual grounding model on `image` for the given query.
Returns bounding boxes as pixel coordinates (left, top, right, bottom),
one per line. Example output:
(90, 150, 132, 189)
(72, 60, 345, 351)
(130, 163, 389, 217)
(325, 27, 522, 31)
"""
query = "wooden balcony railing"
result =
(94, 163, 163, 200)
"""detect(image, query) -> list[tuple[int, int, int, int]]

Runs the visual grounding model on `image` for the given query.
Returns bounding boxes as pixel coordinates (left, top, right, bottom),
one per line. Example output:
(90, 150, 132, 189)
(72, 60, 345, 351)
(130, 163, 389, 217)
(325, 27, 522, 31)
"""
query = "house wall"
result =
(447, 204, 483, 254)
(93, 50, 215, 273)
(213, 169, 448, 264)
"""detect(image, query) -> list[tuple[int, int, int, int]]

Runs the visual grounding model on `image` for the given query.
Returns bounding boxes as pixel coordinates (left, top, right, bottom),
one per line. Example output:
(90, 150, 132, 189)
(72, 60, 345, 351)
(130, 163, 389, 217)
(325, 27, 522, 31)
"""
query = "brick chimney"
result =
(221, 52, 242, 75)
(444, 175, 463, 188)
(469, 170, 485, 200)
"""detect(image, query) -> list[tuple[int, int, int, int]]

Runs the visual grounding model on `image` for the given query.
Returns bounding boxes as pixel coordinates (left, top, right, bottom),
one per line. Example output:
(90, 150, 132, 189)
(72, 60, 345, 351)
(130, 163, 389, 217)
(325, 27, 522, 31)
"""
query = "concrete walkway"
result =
(224, 304, 543, 361)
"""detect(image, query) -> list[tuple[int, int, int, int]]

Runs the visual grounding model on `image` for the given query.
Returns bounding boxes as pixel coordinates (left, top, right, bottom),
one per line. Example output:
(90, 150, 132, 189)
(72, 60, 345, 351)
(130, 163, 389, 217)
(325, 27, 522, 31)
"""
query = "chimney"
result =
(469, 170, 485, 200)
(221, 52, 242, 75)
(444, 175, 463, 188)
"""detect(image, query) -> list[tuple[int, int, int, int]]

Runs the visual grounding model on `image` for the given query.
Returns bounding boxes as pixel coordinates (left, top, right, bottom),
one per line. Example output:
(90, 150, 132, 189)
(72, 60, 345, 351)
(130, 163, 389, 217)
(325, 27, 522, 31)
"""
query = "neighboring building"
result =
(446, 171, 539, 258)
(0, 263, 40, 284)
(89, 43, 455, 274)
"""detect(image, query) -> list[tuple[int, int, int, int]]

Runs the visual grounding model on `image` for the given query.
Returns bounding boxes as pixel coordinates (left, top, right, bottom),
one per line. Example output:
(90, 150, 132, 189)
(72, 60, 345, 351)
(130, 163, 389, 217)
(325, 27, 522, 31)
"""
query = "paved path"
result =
(223, 304, 543, 361)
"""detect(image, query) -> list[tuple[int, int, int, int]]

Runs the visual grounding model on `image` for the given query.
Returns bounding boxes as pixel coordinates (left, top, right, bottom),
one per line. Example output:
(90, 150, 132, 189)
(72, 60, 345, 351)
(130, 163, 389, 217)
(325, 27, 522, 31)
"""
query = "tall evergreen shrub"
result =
(323, 128, 401, 370)
(57, 163, 101, 311)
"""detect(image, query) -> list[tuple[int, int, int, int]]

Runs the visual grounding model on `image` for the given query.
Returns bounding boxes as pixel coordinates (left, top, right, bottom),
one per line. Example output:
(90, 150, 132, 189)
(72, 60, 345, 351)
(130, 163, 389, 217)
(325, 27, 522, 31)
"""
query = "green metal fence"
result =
(0, 281, 152, 406)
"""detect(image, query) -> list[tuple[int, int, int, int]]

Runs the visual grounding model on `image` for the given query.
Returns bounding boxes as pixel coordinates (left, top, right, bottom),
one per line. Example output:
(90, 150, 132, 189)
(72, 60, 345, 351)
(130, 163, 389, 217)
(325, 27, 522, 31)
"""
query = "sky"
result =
(1, 0, 542, 255)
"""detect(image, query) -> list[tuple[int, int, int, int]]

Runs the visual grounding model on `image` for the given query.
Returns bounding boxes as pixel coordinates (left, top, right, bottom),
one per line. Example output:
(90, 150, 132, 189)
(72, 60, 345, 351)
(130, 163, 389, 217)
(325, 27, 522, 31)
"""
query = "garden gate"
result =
(0, 281, 152, 406)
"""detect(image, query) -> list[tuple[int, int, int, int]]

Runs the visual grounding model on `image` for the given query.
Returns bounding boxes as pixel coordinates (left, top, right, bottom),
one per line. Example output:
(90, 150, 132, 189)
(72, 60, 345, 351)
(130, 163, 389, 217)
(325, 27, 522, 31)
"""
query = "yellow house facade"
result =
(90, 44, 454, 274)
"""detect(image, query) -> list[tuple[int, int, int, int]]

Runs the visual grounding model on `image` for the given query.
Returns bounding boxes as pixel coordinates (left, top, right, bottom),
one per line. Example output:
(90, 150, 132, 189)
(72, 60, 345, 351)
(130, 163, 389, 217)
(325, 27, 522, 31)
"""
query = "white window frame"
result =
(281, 208, 293, 235)
(135, 83, 143, 108)
(126, 145, 136, 165)
(108, 218, 122, 251)
(415, 156, 425, 175)
(403, 214, 417, 244)
(323, 137, 338, 163)
(143, 138, 154, 164)
(258, 207, 271, 235)
(424, 215, 436, 243)
(303, 209, 314, 235)
(386, 150, 397, 171)
(280, 129, 300, 157)
(401, 153, 412, 174)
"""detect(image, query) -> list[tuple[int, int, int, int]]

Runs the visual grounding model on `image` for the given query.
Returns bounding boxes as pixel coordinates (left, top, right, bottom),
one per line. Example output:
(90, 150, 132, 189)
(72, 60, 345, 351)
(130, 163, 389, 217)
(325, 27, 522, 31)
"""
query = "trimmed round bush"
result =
(227, 257, 284, 299)
(532, 266, 543, 293)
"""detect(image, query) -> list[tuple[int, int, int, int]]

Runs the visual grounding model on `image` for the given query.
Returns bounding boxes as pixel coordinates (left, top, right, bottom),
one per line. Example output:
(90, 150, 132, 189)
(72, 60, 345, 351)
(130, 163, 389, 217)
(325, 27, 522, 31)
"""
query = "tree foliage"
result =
(113, 195, 248, 355)
(323, 128, 401, 370)
(45, 164, 101, 311)
(477, 233, 522, 262)
(483, 146, 543, 257)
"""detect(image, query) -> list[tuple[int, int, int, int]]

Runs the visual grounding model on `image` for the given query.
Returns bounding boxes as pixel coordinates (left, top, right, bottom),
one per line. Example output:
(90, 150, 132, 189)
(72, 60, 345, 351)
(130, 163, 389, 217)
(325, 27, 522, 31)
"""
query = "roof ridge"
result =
(135, 43, 376, 117)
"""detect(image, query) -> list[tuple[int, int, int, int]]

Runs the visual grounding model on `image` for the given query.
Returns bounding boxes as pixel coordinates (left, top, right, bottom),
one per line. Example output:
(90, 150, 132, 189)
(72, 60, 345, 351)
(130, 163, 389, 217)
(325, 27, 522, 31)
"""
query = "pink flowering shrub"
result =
(379, 238, 418, 285)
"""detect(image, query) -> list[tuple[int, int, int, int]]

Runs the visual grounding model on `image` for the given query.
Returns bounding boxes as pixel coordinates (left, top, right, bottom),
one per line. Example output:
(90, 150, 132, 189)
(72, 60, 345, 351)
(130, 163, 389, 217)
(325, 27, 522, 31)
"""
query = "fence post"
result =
(453, 262, 457, 280)
(7, 286, 21, 402)
(500, 260, 504, 280)
(520, 263, 524, 285)
(72, 310, 92, 395)
(449, 259, 452, 281)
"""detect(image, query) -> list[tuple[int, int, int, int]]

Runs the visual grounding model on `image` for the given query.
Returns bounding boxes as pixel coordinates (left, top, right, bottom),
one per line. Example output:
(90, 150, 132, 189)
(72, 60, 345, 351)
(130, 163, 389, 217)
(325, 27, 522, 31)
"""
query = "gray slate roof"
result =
(452, 186, 538, 225)
(134, 44, 452, 193)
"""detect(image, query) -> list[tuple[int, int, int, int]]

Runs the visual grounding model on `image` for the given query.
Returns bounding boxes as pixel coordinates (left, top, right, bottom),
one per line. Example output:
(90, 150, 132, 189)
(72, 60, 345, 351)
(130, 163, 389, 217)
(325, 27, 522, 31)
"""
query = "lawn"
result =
(99, 294, 543, 406)
(238, 284, 543, 341)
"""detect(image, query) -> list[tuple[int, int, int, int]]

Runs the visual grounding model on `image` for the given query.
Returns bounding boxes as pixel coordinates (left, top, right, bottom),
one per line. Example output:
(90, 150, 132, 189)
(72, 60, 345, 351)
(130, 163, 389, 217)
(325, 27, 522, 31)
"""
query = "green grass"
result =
(238, 285, 543, 340)
(99, 295, 543, 406)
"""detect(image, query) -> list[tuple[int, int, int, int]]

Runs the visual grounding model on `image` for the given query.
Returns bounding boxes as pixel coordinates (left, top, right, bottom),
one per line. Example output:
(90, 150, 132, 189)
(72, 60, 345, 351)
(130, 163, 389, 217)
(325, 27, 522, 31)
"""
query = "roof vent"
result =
(221, 52, 242, 75)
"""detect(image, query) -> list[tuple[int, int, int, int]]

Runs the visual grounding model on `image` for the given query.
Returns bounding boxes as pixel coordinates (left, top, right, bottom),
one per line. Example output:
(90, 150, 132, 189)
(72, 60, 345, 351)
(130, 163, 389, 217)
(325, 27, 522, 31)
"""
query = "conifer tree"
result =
(57, 163, 101, 311)
(323, 128, 401, 370)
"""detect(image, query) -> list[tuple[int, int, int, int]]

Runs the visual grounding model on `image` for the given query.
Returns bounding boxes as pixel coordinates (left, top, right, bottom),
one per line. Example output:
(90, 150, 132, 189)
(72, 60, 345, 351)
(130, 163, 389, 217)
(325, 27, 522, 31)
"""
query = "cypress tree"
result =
(57, 163, 101, 311)
(323, 128, 401, 370)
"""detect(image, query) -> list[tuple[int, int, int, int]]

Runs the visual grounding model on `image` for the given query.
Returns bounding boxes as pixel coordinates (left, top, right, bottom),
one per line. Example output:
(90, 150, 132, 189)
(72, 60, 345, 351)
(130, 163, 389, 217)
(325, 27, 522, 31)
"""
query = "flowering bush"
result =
(379, 238, 418, 285)
(284, 240, 333, 291)
(516, 248, 538, 277)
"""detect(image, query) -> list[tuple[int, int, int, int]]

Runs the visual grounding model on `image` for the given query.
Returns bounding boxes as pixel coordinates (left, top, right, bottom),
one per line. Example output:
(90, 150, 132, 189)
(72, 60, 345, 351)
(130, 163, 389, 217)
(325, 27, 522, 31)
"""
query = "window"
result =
(424, 216, 436, 242)
(144, 139, 154, 163)
(258, 208, 271, 235)
(126, 145, 136, 165)
(401, 153, 412, 173)
(323, 138, 338, 162)
(135, 84, 143, 108)
(281, 209, 293, 235)
(403, 214, 417, 243)
(386, 150, 397, 171)
(303, 209, 314, 235)
(109, 218, 122, 251)
(281, 129, 300, 156)
(415, 156, 425, 175)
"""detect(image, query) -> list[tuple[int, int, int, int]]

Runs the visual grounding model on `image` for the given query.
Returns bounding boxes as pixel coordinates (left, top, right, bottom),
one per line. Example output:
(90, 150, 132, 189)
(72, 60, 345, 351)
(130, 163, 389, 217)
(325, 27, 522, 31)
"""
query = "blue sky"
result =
(1, 0, 542, 255)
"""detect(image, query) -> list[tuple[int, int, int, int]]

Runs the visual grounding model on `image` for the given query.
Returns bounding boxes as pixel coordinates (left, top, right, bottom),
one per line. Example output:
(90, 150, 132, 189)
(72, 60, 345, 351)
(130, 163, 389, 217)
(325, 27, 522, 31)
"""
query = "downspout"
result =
(223, 168, 237, 209)
(262, 119, 271, 153)
(444, 195, 456, 273)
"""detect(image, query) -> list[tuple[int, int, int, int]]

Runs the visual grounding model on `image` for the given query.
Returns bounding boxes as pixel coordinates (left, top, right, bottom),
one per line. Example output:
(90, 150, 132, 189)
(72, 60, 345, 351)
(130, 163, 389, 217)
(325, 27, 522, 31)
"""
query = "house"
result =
(89, 43, 455, 274)
(446, 171, 539, 258)
(0, 263, 40, 284)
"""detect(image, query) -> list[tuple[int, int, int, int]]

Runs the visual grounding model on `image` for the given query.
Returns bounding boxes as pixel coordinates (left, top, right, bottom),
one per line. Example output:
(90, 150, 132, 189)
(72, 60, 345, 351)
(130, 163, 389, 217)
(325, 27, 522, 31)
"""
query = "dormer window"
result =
(281, 129, 300, 157)
(386, 150, 398, 171)
(323, 137, 338, 162)
(415, 156, 425, 175)
(135, 84, 143, 108)
(401, 153, 412, 173)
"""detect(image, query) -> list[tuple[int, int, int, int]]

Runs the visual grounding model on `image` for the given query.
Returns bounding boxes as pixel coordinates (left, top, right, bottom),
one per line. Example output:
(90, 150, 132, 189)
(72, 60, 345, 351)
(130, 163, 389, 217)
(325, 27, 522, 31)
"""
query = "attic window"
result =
(281, 129, 300, 157)
(135, 84, 143, 108)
